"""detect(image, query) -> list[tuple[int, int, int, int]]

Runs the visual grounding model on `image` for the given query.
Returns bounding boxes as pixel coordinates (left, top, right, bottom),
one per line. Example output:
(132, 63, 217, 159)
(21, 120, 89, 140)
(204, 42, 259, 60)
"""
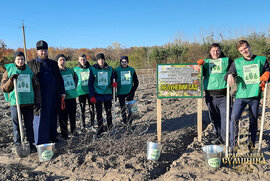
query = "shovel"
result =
(225, 81, 230, 157)
(258, 82, 268, 153)
(13, 79, 31, 157)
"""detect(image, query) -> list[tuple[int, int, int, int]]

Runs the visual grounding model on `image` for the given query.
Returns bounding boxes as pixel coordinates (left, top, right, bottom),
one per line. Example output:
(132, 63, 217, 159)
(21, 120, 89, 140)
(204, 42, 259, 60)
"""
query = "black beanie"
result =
(96, 53, 105, 60)
(14, 51, 25, 60)
(120, 56, 129, 63)
(55, 54, 66, 61)
(36, 40, 48, 50)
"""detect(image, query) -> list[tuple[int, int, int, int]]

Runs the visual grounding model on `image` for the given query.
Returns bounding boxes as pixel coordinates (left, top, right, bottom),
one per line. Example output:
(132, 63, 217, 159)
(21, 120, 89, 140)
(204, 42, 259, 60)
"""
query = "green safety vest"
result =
(115, 66, 134, 95)
(235, 56, 266, 98)
(203, 57, 229, 90)
(60, 68, 78, 99)
(73, 66, 90, 96)
(91, 66, 113, 94)
(5, 63, 35, 105)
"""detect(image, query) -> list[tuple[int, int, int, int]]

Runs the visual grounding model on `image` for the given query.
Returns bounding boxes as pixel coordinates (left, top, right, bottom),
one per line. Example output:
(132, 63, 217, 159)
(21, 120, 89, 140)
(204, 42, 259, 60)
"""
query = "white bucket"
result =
(202, 145, 223, 168)
(126, 100, 138, 113)
(147, 141, 162, 161)
(36, 143, 55, 162)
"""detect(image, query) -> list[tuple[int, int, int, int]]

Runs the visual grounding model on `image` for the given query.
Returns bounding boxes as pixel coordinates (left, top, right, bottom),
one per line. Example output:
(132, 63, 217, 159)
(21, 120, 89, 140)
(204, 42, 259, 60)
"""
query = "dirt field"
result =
(1, 73, 270, 181)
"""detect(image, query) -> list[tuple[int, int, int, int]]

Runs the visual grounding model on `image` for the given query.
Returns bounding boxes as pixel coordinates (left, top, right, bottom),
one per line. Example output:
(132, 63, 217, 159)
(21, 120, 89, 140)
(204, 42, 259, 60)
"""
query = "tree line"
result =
(1, 32, 270, 71)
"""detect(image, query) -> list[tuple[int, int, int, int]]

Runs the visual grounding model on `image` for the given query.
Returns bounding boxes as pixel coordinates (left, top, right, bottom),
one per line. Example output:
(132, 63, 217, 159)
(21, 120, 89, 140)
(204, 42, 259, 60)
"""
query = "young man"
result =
(89, 53, 117, 135)
(73, 54, 95, 131)
(28, 40, 65, 144)
(227, 40, 270, 150)
(197, 43, 233, 144)
(56, 54, 78, 139)
(115, 56, 139, 126)
(1, 51, 40, 153)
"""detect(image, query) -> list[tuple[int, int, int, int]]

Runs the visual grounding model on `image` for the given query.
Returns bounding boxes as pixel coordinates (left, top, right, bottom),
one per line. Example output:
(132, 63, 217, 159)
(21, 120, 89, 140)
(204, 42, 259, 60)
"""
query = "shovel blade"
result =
(15, 142, 31, 158)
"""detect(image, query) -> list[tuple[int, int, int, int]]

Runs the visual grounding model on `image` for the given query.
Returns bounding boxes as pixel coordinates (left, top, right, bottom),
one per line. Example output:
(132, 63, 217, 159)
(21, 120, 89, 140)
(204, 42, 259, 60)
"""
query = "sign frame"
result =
(157, 63, 203, 99)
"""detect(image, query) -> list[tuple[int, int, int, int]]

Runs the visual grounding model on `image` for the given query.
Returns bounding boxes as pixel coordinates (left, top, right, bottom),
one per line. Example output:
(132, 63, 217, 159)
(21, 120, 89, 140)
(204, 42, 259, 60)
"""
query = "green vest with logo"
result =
(91, 66, 113, 94)
(5, 63, 34, 105)
(60, 68, 78, 99)
(235, 56, 266, 98)
(73, 66, 90, 96)
(203, 57, 229, 90)
(115, 66, 134, 95)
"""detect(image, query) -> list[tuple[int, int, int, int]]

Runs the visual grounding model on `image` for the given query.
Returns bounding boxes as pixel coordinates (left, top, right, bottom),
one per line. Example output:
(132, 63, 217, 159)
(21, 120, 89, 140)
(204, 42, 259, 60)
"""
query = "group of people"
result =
(1, 40, 139, 153)
(199, 40, 270, 151)
(1, 38, 267, 154)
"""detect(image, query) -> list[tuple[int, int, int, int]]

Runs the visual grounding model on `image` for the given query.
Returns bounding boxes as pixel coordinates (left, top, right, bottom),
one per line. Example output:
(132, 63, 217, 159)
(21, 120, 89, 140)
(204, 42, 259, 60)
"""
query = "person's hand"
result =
(112, 82, 117, 88)
(61, 97, 66, 110)
(61, 94, 66, 99)
(260, 81, 266, 91)
(9, 74, 19, 81)
(227, 74, 235, 86)
(260, 71, 270, 82)
(34, 103, 41, 111)
(90, 97, 96, 104)
(197, 59, 205, 66)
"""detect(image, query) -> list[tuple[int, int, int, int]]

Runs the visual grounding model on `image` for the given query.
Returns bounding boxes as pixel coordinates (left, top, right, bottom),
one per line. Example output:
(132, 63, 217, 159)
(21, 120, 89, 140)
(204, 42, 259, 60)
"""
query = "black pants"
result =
(95, 100, 112, 134)
(58, 98, 77, 137)
(205, 94, 228, 142)
(78, 94, 95, 128)
(118, 94, 133, 124)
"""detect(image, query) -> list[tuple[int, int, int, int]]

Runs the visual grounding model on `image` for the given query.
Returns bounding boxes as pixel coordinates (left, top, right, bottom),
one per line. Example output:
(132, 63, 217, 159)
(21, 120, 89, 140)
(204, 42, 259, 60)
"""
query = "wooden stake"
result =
(157, 99, 162, 143)
(197, 98, 202, 142)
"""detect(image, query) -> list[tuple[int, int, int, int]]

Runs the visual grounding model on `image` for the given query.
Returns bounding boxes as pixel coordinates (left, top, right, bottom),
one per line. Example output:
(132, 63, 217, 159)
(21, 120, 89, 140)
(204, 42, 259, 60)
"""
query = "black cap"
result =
(14, 51, 25, 59)
(120, 56, 129, 63)
(96, 53, 105, 60)
(36, 40, 48, 50)
(55, 54, 66, 61)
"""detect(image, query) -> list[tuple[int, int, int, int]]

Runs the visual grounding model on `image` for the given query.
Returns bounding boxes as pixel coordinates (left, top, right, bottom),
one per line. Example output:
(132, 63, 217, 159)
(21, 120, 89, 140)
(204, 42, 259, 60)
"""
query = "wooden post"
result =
(21, 20, 28, 62)
(157, 99, 162, 143)
(197, 98, 202, 142)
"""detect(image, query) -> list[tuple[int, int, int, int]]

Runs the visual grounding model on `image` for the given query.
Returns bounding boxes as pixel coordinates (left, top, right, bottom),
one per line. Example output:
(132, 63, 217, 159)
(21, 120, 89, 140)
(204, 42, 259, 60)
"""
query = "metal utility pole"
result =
(20, 20, 28, 62)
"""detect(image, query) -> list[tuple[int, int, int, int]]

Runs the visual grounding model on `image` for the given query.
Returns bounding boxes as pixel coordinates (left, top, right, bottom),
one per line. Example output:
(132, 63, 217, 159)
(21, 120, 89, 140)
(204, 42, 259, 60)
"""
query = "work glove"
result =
(90, 97, 96, 104)
(260, 71, 270, 82)
(112, 82, 117, 88)
(197, 59, 205, 66)
(61, 97, 66, 110)
(9, 74, 19, 81)
(260, 81, 266, 91)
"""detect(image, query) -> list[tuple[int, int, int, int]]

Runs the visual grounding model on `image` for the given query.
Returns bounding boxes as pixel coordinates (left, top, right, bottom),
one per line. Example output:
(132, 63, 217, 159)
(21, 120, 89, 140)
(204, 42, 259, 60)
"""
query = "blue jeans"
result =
(10, 105, 34, 144)
(230, 97, 260, 147)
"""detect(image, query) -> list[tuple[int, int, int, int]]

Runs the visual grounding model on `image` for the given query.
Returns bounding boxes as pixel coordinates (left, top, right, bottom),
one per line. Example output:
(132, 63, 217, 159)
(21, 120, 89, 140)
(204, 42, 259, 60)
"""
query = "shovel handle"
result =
(112, 78, 116, 129)
(225, 81, 230, 157)
(258, 82, 268, 152)
(13, 79, 25, 146)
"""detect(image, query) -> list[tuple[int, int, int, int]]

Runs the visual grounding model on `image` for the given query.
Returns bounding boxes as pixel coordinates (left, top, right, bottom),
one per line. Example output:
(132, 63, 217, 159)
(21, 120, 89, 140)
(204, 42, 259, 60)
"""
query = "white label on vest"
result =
(121, 71, 131, 85)
(243, 64, 260, 84)
(209, 59, 222, 74)
(63, 74, 76, 90)
(80, 71, 89, 86)
(98, 72, 108, 86)
(17, 74, 30, 92)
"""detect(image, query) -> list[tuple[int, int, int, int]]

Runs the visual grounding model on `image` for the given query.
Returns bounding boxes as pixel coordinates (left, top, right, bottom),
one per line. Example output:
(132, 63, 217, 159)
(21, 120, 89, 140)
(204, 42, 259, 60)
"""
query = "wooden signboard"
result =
(156, 63, 203, 143)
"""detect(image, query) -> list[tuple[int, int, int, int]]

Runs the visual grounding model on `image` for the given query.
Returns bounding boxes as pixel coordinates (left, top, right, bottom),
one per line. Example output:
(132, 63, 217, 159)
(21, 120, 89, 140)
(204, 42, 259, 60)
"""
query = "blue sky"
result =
(0, 0, 270, 49)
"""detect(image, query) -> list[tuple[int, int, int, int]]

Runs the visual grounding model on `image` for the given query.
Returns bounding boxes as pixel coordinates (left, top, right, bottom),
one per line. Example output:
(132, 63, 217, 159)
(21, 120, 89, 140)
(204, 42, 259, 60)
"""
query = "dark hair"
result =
(237, 40, 250, 49)
(210, 43, 221, 50)
(79, 54, 86, 58)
